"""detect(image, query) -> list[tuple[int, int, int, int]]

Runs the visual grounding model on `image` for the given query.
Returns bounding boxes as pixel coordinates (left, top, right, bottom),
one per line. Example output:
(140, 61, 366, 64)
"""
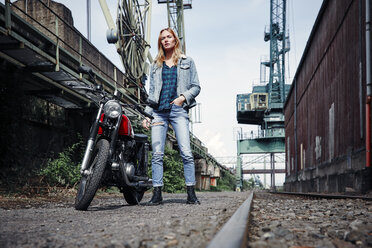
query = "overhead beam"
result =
(25, 64, 56, 72)
(25, 89, 62, 95)
(243, 169, 285, 174)
(238, 138, 285, 154)
(0, 41, 24, 50)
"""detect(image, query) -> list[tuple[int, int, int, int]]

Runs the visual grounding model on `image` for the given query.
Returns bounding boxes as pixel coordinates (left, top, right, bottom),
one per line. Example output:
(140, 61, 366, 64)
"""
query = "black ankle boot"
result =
(148, 186, 163, 205)
(186, 186, 200, 204)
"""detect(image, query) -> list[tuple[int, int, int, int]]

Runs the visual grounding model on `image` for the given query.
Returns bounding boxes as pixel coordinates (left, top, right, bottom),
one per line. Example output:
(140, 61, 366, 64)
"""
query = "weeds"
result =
(38, 135, 85, 187)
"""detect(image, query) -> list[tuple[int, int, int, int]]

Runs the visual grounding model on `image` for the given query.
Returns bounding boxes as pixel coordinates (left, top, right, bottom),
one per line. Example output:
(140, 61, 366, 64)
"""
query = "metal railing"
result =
(4, 0, 144, 104)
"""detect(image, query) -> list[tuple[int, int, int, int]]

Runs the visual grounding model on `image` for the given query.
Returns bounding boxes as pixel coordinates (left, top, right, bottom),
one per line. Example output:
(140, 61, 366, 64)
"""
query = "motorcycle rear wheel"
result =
(123, 187, 145, 205)
(75, 139, 109, 210)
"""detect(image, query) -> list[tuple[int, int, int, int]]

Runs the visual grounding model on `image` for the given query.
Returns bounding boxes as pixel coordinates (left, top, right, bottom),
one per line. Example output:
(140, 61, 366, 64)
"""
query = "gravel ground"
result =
(248, 192, 372, 248)
(0, 190, 250, 248)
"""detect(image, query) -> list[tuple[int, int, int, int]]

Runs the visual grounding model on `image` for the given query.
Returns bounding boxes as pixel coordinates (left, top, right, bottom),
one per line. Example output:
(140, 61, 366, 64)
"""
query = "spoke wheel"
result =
(117, 0, 150, 81)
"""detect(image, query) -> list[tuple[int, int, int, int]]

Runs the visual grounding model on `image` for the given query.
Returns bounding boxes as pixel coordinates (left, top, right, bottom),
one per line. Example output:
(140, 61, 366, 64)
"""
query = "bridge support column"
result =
(235, 155, 242, 191)
(194, 158, 205, 190)
(270, 153, 276, 191)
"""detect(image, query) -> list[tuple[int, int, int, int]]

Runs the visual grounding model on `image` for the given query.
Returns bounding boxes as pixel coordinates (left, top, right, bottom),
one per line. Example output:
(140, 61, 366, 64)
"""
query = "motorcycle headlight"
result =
(104, 100, 122, 119)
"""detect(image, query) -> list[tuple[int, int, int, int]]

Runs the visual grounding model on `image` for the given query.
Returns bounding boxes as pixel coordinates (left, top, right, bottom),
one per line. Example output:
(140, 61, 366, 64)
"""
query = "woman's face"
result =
(160, 30, 176, 52)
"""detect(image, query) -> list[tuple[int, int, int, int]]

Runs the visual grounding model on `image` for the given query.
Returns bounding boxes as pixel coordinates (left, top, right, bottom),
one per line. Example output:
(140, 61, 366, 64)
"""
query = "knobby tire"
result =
(75, 139, 110, 210)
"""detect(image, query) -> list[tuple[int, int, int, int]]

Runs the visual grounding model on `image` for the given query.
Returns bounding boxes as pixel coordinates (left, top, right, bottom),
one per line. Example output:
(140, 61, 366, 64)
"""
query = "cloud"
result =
(196, 130, 228, 157)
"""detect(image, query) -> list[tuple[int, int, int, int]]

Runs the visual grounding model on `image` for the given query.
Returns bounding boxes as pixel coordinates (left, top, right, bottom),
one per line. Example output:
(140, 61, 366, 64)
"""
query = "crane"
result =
(158, 0, 192, 53)
(98, 0, 153, 103)
(98, 0, 192, 103)
(235, 0, 290, 191)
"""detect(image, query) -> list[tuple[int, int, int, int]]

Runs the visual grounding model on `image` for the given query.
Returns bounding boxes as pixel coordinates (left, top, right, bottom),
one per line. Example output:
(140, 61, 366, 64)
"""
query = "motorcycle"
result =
(74, 66, 153, 211)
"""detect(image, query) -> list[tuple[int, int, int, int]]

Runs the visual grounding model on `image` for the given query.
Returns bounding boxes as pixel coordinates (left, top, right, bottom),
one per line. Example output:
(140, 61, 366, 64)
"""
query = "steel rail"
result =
(207, 191, 254, 248)
(207, 190, 371, 248)
(270, 191, 372, 201)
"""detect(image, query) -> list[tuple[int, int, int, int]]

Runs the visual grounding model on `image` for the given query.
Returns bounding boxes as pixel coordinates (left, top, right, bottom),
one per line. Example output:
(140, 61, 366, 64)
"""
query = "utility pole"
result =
(87, 0, 91, 41)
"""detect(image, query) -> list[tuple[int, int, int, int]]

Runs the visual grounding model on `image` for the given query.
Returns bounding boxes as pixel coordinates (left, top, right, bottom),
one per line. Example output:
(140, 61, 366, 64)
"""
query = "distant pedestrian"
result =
(142, 28, 201, 205)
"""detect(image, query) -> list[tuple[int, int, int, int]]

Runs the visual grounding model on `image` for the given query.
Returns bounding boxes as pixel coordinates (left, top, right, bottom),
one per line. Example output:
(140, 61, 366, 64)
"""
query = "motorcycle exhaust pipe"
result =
(120, 162, 136, 187)
(120, 162, 151, 188)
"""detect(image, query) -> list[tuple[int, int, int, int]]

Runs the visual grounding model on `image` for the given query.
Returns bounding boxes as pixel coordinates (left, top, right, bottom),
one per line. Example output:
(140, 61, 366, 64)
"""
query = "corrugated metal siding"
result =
(284, 0, 366, 174)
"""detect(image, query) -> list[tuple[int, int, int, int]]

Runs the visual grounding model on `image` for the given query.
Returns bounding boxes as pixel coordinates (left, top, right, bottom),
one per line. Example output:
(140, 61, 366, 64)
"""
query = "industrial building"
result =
(284, 0, 371, 193)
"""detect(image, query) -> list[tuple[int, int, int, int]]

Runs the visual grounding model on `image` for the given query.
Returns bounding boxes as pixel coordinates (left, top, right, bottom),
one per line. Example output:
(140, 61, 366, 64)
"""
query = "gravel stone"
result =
(0, 191, 250, 247)
(247, 192, 372, 248)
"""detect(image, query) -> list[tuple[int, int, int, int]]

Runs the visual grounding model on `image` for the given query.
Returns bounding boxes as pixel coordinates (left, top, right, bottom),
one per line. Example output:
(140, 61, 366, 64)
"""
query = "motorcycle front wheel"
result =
(75, 139, 109, 210)
(123, 187, 145, 205)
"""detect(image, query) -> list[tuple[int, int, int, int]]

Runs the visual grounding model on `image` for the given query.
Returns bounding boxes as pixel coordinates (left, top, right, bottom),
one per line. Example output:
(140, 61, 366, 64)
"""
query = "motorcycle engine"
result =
(123, 162, 135, 180)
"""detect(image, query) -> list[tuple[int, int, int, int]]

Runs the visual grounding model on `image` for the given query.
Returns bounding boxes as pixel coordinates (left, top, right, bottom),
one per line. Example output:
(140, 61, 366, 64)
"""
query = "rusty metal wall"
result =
(284, 0, 367, 175)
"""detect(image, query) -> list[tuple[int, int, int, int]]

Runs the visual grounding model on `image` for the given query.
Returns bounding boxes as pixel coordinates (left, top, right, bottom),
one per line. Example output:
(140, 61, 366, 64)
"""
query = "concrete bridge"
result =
(0, 0, 229, 189)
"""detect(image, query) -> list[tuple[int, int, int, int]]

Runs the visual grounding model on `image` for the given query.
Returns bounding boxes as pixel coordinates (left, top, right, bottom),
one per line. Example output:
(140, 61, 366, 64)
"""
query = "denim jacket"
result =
(144, 55, 201, 116)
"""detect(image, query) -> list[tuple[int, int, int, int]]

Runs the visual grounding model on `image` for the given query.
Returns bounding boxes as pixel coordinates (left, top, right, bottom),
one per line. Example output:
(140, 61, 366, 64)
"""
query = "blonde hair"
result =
(154, 28, 182, 67)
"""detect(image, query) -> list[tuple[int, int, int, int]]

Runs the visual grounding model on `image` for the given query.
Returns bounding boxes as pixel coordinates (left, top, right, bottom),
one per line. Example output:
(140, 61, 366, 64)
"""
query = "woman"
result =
(142, 28, 201, 205)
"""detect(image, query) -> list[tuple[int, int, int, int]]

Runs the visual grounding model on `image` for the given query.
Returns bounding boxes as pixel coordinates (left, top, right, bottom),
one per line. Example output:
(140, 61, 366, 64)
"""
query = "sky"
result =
(53, 0, 322, 179)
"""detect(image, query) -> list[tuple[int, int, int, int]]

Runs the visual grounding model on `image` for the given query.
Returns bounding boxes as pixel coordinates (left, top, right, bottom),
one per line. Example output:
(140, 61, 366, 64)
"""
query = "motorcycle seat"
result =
(134, 134, 148, 142)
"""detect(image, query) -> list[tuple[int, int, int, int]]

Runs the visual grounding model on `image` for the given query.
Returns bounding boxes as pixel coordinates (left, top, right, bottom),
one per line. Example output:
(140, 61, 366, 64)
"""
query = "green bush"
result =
(216, 170, 236, 191)
(210, 186, 219, 192)
(242, 178, 254, 190)
(241, 177, 264, 191)
(38, 136, 85, 187)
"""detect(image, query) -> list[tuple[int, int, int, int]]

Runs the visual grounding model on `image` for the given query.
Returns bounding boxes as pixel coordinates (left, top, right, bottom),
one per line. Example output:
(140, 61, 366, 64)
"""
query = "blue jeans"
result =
(151, 104, 196, 187)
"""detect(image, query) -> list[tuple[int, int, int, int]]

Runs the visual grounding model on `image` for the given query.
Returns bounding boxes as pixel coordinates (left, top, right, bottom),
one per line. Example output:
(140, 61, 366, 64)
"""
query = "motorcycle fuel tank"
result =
(98, 114, 133, 137)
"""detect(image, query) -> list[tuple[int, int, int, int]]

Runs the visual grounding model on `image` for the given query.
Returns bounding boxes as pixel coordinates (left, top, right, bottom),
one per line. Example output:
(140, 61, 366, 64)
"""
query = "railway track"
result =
(271, 191, 372, 201)
(1, 190, 371, 247)
(208, 190, 372, 248)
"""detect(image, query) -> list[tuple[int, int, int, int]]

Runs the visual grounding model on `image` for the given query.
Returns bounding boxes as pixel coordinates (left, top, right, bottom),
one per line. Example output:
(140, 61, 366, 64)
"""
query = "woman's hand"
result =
(171, 95, 186, 106)
(142, 117, 151, 130)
